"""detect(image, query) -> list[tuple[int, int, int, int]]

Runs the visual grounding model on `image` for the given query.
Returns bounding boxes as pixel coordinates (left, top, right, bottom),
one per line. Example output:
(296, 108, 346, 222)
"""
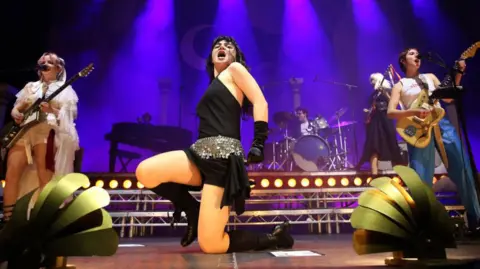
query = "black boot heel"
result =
(150, 182, 200, 247)
(181, 207, 199, 247)
(271, 221, 294, 249)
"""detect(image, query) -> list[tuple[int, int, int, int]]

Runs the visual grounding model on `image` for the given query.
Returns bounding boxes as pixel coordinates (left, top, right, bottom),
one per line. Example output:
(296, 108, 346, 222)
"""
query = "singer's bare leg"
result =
(370, 153, 379, 175)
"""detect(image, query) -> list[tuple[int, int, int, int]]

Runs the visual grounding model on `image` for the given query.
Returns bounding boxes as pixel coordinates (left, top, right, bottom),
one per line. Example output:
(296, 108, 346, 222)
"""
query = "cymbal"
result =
(329, 107, 348, 122)
(273, 111, 294, 126)
(331, 121, 357, 128)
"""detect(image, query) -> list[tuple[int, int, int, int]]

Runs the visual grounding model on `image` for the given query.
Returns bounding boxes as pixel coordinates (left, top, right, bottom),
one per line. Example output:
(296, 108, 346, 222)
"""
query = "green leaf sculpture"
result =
(0, 173, 118, 268)
(351, 165, 456, 263)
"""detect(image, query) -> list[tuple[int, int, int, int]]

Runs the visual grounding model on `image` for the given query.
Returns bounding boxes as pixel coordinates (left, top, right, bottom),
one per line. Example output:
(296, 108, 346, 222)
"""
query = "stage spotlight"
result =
(354, 177, 362, 186)
(95, 179, 104, 188)
(1, 180, 5, 188)
(250, 179, 256, 188)
(327, 177, 336, 187)
(260, 178, 269, 188)
(123, 179, 132, 189)
(315, 178, 323, 187)
(288, 178, 296, 187)
(274, 178, 283, 188)
(109, 179, 118, 189)
(301, 178, 310, 187)
(341, 177, 349, 186)
(137, 181, 144, 189)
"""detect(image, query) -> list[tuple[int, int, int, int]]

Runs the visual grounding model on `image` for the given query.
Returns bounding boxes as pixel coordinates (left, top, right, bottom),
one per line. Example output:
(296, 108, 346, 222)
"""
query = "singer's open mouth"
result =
(218, 50, 226, 60)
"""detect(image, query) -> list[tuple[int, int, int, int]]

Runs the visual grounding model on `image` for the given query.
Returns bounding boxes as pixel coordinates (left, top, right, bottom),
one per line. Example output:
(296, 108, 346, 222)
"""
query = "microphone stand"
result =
(426, 53, 480, 206)
(315, 79, 359, 165)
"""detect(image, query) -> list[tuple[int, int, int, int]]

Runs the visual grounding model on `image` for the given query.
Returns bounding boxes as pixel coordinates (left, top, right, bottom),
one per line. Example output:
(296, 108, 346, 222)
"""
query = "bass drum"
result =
(292, 135, 331, 172)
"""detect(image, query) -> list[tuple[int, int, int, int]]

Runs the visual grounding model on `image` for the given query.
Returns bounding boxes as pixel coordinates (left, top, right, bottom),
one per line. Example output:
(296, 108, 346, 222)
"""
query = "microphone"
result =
(417, 52, 434, 61)
(37, 64, 50, 71)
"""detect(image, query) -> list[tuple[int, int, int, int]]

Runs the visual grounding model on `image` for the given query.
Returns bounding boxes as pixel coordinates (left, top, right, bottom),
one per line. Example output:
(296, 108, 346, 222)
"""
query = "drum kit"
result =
(261, 108, 357, 172)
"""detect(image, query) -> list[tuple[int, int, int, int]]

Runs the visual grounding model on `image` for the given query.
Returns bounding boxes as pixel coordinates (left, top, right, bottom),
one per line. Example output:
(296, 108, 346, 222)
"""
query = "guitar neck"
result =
(22, 73, 81, 116)
(44, 73, 80, 102)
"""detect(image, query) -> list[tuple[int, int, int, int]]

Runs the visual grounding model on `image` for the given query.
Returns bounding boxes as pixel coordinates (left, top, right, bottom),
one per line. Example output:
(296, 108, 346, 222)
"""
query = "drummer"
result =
(294, 107, 312, 137)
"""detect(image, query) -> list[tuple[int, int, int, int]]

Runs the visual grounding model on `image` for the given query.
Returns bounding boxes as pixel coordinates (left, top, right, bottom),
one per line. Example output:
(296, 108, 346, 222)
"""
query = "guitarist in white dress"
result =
(387, 48, 480, 236)
(1, 52, 79, 225)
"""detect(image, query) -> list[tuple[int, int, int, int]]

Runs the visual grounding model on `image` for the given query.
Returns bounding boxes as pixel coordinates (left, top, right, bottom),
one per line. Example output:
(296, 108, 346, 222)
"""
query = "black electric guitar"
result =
(0, 63, 94, 159)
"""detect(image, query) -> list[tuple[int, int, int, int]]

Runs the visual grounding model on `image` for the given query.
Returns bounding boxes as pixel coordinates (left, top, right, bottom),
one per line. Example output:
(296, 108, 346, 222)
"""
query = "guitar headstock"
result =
(79, 63, 94, 78)
(460, 41, 480, 60)
(385, 64, 393, 73)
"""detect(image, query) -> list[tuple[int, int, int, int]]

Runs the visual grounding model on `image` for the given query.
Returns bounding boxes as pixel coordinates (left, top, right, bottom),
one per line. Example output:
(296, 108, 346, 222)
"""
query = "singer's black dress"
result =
(356, 91, 405, 169)
(183, 76, 251, 215)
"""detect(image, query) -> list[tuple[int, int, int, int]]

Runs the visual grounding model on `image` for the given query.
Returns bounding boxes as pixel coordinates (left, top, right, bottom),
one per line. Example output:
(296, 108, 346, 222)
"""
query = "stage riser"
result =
(110, 206, 465, 238)
(98, 188, 465, 238)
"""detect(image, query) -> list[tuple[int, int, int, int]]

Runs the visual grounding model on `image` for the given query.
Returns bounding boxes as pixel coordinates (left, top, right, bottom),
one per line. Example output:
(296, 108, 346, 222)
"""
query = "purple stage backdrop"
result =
(33, 0, 480, 172)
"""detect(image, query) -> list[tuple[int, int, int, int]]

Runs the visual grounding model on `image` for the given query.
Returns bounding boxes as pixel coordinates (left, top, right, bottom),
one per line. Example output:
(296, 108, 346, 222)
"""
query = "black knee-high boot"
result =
(226, 221, 294, 253)
(150, 182, 200, 247)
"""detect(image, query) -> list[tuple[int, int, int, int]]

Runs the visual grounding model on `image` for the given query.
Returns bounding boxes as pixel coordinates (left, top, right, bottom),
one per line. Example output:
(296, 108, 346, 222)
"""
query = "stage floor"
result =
(70, 234, 480, 268)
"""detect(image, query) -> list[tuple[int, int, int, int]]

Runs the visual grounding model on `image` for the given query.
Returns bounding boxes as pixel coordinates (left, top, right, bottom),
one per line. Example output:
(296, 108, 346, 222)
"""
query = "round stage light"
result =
(314, 178, 323, 187)
(327, 177, 336, 187)
(95, 179, 104, 188)
(1, 180, 5, 188)
(109, 179, 118, 189)
(288, 178, 296, 187)
(366, 177, 372, 184)
(340, 177, 349, 186)
(432, 176, 437, 184)
(260, 178, 269, 188)
(301, 178, 310, 187)
(274, 178, 283, 188)
(353, 177, 362, 186)
(123, 179, 132, 189)
(137, 181, 145, 189)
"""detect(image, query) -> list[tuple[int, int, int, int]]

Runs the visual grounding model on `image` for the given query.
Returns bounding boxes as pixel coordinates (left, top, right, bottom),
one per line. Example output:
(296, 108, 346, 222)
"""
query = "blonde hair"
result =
(369, 72, 392, 90)
(37, 52, 66, 82)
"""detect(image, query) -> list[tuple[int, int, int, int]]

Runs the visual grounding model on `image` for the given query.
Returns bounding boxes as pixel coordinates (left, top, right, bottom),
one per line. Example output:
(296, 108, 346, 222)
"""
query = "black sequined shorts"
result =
(183, 135, 250, 215)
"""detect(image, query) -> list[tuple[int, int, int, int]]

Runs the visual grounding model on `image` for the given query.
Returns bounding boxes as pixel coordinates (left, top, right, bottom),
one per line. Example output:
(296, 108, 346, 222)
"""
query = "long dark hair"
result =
(206, 35, 253, 119)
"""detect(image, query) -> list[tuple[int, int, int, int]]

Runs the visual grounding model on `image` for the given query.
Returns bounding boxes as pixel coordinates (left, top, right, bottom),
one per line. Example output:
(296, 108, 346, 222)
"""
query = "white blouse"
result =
(14, 77, 79, 176)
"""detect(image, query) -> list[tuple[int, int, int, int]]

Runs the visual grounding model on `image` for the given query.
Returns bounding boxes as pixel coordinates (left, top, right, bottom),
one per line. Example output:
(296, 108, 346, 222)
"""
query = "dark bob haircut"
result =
(206, 35, 253, 119)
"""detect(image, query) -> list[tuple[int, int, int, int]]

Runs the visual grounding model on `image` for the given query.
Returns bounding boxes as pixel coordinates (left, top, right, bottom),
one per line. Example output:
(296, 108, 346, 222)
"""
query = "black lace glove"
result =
(247, 121, 268, 164)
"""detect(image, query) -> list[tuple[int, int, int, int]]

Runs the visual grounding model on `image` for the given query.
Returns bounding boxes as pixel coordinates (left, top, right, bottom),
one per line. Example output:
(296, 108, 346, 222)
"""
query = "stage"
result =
(68, 235, 480, 269)
(75, 170, 465, 239)
(64, 169, 479, 268)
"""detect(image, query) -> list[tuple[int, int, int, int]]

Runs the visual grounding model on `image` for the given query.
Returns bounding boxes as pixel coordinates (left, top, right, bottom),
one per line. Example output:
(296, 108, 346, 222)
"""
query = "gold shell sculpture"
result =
(0, 173, 118, 268)
(351, 165, 456, 264)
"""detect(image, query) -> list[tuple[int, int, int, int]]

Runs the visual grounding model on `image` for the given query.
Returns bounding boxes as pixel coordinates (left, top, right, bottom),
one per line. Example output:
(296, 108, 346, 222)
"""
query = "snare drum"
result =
(292, 135, 331, 171)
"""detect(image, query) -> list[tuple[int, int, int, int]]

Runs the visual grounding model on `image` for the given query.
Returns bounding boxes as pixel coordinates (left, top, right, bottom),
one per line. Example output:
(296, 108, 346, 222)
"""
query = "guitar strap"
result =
(414, 75, 449, 168)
